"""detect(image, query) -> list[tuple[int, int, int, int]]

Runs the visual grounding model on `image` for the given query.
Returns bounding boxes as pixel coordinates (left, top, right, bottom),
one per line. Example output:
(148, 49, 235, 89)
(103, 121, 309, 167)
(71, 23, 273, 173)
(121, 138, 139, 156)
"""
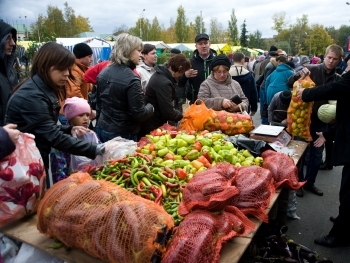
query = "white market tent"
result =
(143, 41, 172, 50)
(167, 43, 193, 52)
(56, 37, 112, 64)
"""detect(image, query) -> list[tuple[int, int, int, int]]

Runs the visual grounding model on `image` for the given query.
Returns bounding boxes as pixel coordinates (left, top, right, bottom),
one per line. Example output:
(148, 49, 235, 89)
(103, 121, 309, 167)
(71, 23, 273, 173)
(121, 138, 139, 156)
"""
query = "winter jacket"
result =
(178, 49, 217, 103)
(302, 71, 350, 166)
(287, 63, 340, 127)
(136, 61, 156, 92)
(139, 65, 183, 136)
(84, 61, 109, 85)
(261, 58, 278, 90)
(268, 91, 289, 123)
(65, 60, 92, 100)
(0, 22, 18, 126)
(197, 73, 249, 111)
(265, 63, 294, 104)
(96, 63, 154, 135)
(229, 65, 258, 113)
(5, 75, 97, 171)
(0, 126, 15, 160)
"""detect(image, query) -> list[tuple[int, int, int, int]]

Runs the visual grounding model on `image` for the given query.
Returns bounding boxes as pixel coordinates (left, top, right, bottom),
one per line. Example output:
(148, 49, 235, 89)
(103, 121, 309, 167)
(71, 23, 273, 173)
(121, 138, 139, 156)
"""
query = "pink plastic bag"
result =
(0, 133, 46, 227)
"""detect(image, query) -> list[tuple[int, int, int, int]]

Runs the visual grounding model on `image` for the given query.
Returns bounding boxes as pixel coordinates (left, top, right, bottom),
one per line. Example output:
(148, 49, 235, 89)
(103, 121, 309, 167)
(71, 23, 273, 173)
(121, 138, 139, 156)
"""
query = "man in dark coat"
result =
(296, 60, 350, 248)
(178, 33, 217, 104)
(0, 21, 18, 126)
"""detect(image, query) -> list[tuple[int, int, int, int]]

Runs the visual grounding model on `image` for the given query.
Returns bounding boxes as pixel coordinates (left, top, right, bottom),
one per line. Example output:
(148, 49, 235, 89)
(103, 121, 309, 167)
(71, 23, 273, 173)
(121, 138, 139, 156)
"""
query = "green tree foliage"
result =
(29, 2, 93, 41)
(228, 9, 239, 45)
(325, 26, 339, 44)
(248, 30, 263, 49)
(113, 25, 129, 36)
(194, 15, 206, 34)
(148, 17, 162, 41)
(338, 25, 350, 50)
(174, 5, 189, 43)
(306, 24, 333, 56)
(240, 19, 248, 47)
(271, 12, 287, 35)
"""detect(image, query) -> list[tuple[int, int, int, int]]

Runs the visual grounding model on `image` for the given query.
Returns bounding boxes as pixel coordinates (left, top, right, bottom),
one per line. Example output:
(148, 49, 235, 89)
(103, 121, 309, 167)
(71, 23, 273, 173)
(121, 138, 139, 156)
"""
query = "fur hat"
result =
(63, 97, 91, 120)
(279, 90, 292, 105)
(209, 54, 231, 71)
(300, 56, 310, 65)
(73, 43, 93, 59)
(195, 33, 210, 42)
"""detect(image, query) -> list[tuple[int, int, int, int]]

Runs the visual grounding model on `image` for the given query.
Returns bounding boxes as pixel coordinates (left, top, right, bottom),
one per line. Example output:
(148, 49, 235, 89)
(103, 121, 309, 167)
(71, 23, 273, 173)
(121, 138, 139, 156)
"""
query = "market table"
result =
(0, 140, 308, 263)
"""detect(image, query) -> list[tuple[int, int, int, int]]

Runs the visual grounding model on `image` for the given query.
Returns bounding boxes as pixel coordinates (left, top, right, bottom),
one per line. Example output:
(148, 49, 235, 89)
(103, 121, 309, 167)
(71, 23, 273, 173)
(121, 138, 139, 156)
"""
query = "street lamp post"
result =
(139, 9, 145, 39)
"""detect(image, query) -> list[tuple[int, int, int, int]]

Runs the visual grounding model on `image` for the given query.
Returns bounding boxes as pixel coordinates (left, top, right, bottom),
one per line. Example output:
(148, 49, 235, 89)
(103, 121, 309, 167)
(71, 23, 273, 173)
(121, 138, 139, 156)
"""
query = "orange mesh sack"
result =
(203, 110, 254, 135)
(37, 173, 174, 263)
(261, 150, 306, 190)
(286, 75, 315, 141)
(229, 166, 275, 223)
(178, 163, 239, 216)
(162, 206, 255, 263)
(179, 100, 213, 132)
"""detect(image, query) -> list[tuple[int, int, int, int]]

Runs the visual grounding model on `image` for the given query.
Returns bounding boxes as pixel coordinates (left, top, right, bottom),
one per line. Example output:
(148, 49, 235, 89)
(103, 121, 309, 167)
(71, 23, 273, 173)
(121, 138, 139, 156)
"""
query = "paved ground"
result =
(238, 111, 349, 263)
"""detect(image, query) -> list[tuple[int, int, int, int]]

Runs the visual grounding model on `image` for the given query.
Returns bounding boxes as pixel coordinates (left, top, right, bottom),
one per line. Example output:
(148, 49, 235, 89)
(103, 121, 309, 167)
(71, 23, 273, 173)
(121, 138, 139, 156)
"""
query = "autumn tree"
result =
(174, 5, 189, 42)
(209, 18, 227, 44)
(148, 17, 162, 41)
(228, 9, 239, 45)
(161, 19, 176, 43)
(337, 25, 350, 50)
(325, 26, 339, 44)
(249, 30, 263, 49)
(240, 19, 248, 47)
(271, 12, 287, 35)
(305, 24, 333, 55)
(187, 22, 197, 43)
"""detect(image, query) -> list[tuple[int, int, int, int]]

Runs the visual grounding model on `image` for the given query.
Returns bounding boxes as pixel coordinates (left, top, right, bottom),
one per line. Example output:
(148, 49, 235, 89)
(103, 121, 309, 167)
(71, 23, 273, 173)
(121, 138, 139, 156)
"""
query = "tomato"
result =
(176, 168, 187, 180)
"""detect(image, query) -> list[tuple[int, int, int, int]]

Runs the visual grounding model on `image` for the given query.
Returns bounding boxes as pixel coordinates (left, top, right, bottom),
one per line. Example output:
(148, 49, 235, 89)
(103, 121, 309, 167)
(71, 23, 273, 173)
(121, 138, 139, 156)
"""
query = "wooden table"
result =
(0, 140, 308, 263)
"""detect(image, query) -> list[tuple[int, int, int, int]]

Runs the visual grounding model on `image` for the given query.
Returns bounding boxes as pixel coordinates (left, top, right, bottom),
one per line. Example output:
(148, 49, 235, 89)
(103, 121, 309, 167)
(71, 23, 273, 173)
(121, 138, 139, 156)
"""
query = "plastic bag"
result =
(70, 132, 100, 172)
(226, 134, 267, 156)
(179, 100, 213, 132)
(0, 133, 46, 227)
(99, 136, 137, 164)
(13, 243, 63, 263)
(286, 75, 315, 141)
(204, 110, 254, 135)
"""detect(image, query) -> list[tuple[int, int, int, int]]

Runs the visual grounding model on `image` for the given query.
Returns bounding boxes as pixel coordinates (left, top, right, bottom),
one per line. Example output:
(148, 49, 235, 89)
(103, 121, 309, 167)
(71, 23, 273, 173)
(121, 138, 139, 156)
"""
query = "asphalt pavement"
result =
(238, 110, 349, 263)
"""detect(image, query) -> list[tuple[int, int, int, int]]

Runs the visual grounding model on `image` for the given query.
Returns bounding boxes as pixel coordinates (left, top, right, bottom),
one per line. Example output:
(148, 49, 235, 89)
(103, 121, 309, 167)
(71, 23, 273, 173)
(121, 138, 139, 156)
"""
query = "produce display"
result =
(37, 173, 174, 263)
(286, 75, 315, 141)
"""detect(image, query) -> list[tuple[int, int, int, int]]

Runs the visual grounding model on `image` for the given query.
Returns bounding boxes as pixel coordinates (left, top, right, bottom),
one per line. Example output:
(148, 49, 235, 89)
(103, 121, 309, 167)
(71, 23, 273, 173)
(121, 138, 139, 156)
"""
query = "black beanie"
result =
(73, 43, 93, 59)
(269, 45, 278, 52)
(279, 90, 292, 105)
(210, 54, 231, 71)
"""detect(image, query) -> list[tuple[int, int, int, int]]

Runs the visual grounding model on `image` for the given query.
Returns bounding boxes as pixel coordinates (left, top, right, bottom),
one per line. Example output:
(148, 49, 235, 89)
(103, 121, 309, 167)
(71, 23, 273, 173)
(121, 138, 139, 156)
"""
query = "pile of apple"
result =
(138, 129, 263, 180)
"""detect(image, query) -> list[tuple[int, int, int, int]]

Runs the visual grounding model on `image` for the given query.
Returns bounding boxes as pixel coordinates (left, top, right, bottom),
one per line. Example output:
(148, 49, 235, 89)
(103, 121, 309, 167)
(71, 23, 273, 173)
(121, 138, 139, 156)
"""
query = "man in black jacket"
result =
(177, 33, 217, 104)
(0, 21, 18, 126)
(296, 60, 350, 248)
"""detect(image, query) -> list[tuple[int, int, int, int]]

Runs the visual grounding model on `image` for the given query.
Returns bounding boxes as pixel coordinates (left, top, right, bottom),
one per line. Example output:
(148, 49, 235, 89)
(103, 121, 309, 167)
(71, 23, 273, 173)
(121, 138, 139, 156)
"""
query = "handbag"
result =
(0, 133, 46, 227)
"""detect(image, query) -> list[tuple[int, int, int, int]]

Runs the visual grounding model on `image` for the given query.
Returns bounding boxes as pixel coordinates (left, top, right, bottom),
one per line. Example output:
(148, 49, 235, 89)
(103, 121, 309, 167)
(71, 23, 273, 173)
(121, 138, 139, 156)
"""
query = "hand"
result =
(90, 110, 96, 120)
(314, 132, 326, 147)
(185, 69, 198, 78)
(300, 67, 310, 79)
(71, 126, 91, 138)
(3, 124, 20, 145)
(296, 88, 305, 100)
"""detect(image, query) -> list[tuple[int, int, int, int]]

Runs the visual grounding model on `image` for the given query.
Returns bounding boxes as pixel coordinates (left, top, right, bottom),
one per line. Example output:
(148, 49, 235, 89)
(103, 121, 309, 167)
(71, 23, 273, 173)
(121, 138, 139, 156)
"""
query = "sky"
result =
(1, 0, 350, 39)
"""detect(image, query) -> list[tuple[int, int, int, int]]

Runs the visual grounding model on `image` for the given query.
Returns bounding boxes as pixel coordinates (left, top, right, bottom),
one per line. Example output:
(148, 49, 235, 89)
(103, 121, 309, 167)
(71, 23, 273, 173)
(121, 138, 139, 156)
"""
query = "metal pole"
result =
(200, 11, 202, 33)
(140, 9, 145, 39)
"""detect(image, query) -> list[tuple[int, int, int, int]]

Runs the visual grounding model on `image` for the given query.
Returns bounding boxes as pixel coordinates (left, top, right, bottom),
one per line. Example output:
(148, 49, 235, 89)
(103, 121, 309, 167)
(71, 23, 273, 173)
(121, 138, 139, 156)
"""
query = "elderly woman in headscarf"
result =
(197, 54, 249, 112)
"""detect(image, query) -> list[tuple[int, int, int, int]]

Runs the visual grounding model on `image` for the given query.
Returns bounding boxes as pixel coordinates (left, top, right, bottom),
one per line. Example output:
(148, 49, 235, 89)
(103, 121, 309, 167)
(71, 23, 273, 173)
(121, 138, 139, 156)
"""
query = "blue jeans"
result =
(95, 126, 138, 143)
(259, 88, 268, 125)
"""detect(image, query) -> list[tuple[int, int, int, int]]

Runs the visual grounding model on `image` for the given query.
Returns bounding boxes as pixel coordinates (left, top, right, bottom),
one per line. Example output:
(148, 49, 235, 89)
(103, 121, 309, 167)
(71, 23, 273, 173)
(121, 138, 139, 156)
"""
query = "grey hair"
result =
(110, 33, 143, 65)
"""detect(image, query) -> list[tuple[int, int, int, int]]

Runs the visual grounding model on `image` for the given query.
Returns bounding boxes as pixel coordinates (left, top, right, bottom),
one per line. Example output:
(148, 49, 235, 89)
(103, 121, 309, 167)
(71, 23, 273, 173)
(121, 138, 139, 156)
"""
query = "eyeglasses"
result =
(214, 70, 228, 75)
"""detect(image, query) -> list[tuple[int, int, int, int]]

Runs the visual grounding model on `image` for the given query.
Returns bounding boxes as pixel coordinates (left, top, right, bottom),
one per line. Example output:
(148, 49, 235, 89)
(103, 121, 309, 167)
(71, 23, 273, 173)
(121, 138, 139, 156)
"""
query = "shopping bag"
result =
(0, 133, 46, 227)
(70, 132, 101, 172)
(179, 99, 213, 132)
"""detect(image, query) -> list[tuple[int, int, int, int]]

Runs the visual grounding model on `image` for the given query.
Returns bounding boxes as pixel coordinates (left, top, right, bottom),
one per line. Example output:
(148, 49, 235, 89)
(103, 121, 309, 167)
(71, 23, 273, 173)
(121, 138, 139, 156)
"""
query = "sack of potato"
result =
(203, 110, 254, 135)
(286, 75, 315, 141)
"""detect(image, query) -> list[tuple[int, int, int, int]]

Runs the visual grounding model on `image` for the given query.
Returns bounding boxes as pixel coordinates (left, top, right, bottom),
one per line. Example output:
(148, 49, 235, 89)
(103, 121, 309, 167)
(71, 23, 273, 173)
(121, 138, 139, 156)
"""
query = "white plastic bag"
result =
(13, 243, 63, 263)
(70, 132, 100, 172)
(99, 136, 137, 164)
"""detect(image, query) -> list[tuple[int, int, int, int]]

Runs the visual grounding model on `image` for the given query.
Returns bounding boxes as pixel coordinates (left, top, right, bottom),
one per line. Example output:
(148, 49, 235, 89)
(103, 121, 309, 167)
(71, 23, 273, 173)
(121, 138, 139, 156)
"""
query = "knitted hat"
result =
(73, 43, 93, 59)
(258, 55, 265, 62)
(63, 97, 91, 120)
(170, 48, 181, 54)
(279, 90, 292, 105)
(300, 56, 310, 65)
(269, 45, 278, 52)
(209, 54, 231, 71)
(195, 33, 210, 42)
(286, 61, 295, 69)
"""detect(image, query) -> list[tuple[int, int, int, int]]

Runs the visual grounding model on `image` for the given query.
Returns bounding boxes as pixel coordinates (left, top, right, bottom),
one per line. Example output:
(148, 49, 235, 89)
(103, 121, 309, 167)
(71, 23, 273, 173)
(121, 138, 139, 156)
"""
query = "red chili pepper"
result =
(202, 150, 212, 163)
(133, 152, 152, 162)
(109, 158, 129, 165)
(137, 181, 146, 192)
(109, 171, 118, 177)
(138, 165, 151, 174)
(165, 167, 175, 178)
(197, 155, 212, 168)
(193, 141, 202, 151)
(165, 181, 178, 188)
(155, 188, 163, 205)
(176, 168, 187, 180)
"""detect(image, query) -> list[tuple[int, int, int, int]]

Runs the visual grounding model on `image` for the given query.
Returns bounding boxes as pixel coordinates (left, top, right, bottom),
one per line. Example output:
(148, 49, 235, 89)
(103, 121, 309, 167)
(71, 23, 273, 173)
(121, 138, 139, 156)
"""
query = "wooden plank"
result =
(0, 215, 107, 263)
(287, 140, 308, 165)
(219, 237, 251, 263)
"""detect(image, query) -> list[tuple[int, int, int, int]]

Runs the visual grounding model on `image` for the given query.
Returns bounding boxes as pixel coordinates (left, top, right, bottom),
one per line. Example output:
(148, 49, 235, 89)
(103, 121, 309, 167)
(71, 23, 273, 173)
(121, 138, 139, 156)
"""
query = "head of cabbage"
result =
(318, 104, 336, 123)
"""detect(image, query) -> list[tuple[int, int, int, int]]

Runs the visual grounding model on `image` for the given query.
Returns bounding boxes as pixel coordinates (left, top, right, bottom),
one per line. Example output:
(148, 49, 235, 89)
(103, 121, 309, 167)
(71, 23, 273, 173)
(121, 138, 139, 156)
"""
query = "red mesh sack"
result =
(162, 206, 255, 263)
(178, 163, 239, 216)
(229, 166, 275, 223)
(261, 150, 306, 189)
(37, 173, 174, 263)
(286, 75, 315, 141)
(203, 110, 254, 135)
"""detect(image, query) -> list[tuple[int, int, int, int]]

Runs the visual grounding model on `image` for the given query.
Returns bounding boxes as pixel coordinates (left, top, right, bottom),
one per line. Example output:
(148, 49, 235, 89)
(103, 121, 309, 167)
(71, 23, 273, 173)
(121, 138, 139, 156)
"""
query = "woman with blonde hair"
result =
(95, 33, 153, 142)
